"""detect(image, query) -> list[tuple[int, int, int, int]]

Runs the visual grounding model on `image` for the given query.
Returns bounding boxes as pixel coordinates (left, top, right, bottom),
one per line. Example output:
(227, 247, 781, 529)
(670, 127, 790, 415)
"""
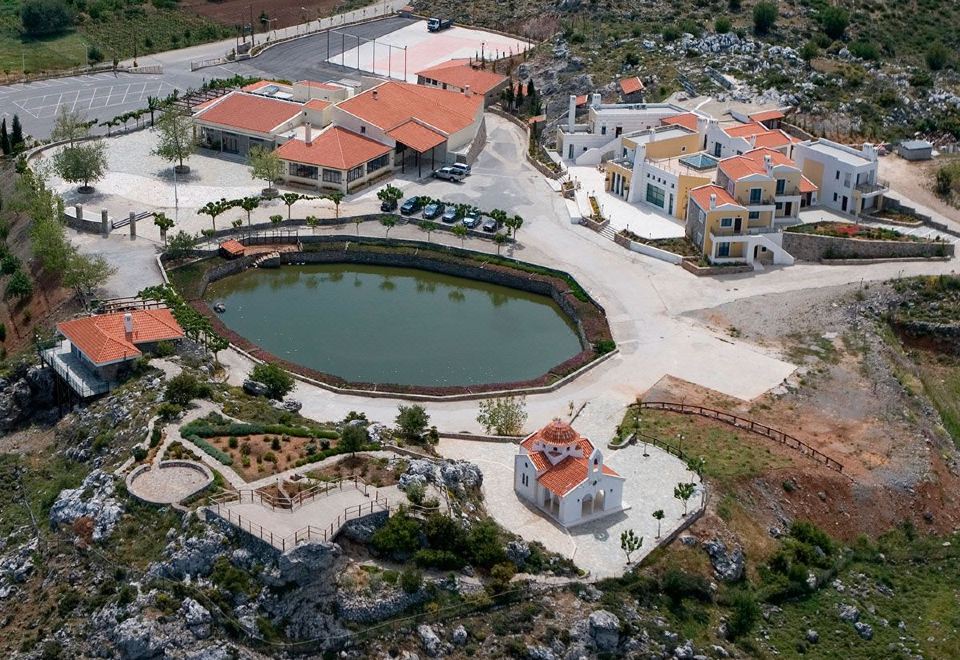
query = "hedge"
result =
(188, 435, 234, 465)
(293, 443, 380, 468)
(180, 420, 338, 440)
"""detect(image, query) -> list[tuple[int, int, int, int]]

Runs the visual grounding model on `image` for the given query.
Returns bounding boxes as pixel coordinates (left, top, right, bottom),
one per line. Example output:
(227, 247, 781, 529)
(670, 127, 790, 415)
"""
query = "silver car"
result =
(451, 162, 472, 176)
(432, 166, 465, 182)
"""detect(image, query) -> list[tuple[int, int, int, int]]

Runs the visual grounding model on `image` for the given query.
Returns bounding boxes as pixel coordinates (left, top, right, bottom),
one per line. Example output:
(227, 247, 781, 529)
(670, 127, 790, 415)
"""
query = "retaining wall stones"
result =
(782, 232, 953, 262)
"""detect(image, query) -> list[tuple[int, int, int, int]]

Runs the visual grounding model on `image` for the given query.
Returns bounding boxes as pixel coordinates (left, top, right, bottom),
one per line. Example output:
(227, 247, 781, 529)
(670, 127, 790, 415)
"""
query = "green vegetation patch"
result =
(787, 221, 927, 242)
(0, 453, 87, 538)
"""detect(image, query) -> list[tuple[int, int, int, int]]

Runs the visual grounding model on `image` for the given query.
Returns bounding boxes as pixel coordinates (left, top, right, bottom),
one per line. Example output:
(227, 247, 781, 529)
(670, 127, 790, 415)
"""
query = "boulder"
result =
(181, 598, 212, 639)
(805, 629, 819, 644)
(112, 616, 163, 659)
(147, 528, 228, 580)
(673, 639, 696, 658)
(703, 539, 744, 582)
(451, 625, 468, 646)
(49, 470, 123, 541)
(265, 541, 342, 588)
(242, 380, 270, 397)
(854, 622, 873, 640)
(418, 624, 443, 657)
(506, 540, 531, 569)
(588, 610, 620, 652)
(838, 604, 860, 623)
(526, 645, 556, 660)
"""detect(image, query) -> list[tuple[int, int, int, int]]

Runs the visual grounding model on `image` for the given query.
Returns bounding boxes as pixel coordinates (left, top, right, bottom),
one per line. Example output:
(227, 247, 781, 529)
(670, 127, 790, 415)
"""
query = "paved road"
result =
(1, 3, 410, 139)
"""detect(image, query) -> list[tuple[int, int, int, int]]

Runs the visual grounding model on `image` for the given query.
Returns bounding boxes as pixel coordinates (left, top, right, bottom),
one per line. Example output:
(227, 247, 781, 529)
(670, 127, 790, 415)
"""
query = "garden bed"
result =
(786, 221, 920, 242)
(617, 230, 700, 257)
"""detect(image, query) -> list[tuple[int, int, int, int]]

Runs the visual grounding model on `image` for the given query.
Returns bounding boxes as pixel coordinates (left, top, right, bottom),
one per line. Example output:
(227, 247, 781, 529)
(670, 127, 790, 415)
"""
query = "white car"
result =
(451, 162, 472, 177)
(432, 166, 465, 182)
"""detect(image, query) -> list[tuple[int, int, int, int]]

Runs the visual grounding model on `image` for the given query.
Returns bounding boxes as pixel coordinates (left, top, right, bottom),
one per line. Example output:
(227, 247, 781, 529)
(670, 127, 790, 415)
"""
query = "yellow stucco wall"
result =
(701, 208, 749, 257)
(676, 174, 713, 220)
(801, 159, 825, 189)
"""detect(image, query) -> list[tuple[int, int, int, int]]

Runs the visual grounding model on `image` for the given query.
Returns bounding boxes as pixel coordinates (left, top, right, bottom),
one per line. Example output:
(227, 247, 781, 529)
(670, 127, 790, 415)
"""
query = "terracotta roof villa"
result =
(415, 59, 508, 104)
(276, 125, 393, 193)
(193, 92, 305, 156)
(41, 309, 184, 398)
(515, 419, 626, 527)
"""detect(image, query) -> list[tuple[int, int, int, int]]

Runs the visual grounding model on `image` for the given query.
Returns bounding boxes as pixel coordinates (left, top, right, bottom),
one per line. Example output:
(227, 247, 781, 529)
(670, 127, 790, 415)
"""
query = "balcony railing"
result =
(855, 178, 888, 195)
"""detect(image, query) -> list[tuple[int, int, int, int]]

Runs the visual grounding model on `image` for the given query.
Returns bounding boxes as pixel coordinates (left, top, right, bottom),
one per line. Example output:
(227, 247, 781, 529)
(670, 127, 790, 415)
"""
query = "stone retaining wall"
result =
(782, 231, 954, 262)
(680, 259, 754, 277)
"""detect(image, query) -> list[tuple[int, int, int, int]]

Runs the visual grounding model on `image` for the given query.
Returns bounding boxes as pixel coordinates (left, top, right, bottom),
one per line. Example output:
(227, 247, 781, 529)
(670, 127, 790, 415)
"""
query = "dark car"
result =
(481, 218, 498, 232)
(441, 207, 459, 223)
(423, 202, 445, 219)
(400, 197, 423, 215)
(380, 198, 398, 212)
(462, 211, 481, 229)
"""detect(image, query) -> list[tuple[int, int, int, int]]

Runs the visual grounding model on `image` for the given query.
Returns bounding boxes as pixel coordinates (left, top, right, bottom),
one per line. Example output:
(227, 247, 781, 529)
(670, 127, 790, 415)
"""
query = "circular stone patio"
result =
(126, 461, 214, 504)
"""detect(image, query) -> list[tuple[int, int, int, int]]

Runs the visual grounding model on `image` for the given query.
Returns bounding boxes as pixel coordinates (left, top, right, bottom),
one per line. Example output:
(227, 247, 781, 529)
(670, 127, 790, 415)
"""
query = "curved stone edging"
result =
(126, 460, 214, 505)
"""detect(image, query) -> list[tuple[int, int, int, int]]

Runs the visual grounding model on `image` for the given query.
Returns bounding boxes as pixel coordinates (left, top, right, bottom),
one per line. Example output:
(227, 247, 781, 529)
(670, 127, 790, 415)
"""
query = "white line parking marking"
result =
(87, 86, 97, 110)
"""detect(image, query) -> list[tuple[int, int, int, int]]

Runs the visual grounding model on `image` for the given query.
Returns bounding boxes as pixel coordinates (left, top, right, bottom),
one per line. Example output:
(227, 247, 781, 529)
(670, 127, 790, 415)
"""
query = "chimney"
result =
(123, 313, 133, 334)
(862, 142, 877, 161)
(750, 134, 757, 148)
(372, 89, 378, 101)
(709, 193, 717, 210)
(568, 94, 577, 131)
(591, 93, 601, 107)
(464, 85, 472, 97)
(304, 122, 313, 145)
(763, 153, 773, 174)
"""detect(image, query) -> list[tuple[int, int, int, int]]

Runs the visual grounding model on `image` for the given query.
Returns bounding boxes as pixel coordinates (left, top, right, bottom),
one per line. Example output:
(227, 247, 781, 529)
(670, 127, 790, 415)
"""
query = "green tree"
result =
(0, 254, 20, 275)
(20, 0, 72, 36)
(10, 116, 24, 153)
(248, 145, 283, 192)
(4, 270, 32, 301)
(153, 212, 174, 245)
(376, 184, 403, 206)
(371, 508, 421, 558)
(418, 219, 438, 241)
(476, 396, 527, 435)
(0, 119, 9, 156)
(152, 108, 197, 171)
(752, 0, 777, 35)
(819, 5, 849, 40)
(164, 372, 207, 406)
(63, 252, 115, 302)
(250, 362, 294, 399)
(51, 106, 88, 145)
(493, 232, 508, 255)
(396, 404, 430, 441)
(237, 196, 260, 226)
(269, 214, 283, 227)
(166, 230, 198, 258)
(379, 214, 396, 237)
(452, 222, 468, 247)
(327, 190, 344, 218)
(620, 529, 643, 563)
(198, 198, 230, 232)
(652, 509, 665, 538)
(504, 214, 524, 239)
(146, 95, 162, 126)
(306, 215, 320, 233)
(339, 422, 368, 455)
(281, 192, 308, 219)
(53, 141, 107, 192)
(674, 482, 697, 516)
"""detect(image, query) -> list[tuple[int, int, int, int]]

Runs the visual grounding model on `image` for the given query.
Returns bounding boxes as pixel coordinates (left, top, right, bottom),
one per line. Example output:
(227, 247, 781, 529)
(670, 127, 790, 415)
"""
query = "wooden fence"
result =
(208, 475, 371, 512)
(640, 401, 846, 475)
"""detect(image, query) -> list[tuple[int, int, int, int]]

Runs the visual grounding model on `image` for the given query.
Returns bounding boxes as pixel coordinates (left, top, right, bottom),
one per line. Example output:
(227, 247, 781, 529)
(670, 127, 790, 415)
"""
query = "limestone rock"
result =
(805, 629, 819, 644)
(112, 616, 163, 659)
(588, 610, 620, 652)
(526, 644, 556, 660)
(854, 622, 873, 640)
(181, 598, 212, 639)
(451, 625, 468, 646)
(49, 469, 123, 541)
(838, 604, 860, 623)
(242, 379, 270, 397)
(703, 539, 744, 582)
(147, 528, 228, 580)
(506, 540, 531, 569)
(418, 624, 443, 657)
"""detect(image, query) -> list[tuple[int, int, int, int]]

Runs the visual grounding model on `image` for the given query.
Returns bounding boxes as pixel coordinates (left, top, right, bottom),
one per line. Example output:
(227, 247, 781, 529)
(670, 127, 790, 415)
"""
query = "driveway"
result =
(438, 437, 699, 578)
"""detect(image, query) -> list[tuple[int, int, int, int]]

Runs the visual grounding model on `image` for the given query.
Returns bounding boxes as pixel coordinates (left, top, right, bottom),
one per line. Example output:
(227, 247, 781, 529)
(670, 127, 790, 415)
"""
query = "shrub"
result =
(594, 339, 616, 355)
(250, 362, 294, 399)
(936, 167, 954, 196)
(21, 0, 73, 36)
(164, 373, 209, 406)
(132, 446, 147, 462)
(726, 591, 760, 639)
(413, 549, 465, 569)
(228, 436, 239, 449)
(488, 562, 516, 593)
(800, 41, 819, 61)
(263, 451, 277, 463)
(191, 436, 233, 465)
(271, 437, 281, 451)
(467, 519, 506, 568)
(87, 45, 104, 64)
(399, 567, 423, 593)
(319, 439, 330, 451)
(926, 43, 950, 71)
(728, 0, 741, 10)
(156, 402, 182, 421)
(406, 482, 425, 505)
(339, 422, 368, 455)
(714, 17, 732, 34)
(371, 509, 422, 558)
(849, 40, 879, 61)
(819, 6, 849, 40)
(424, 513, 468, 552)
(152, 340, 176, 357)
(661, 25, 681, 42)
(150, 426, 162, 448)
(752, 1, 777, 35)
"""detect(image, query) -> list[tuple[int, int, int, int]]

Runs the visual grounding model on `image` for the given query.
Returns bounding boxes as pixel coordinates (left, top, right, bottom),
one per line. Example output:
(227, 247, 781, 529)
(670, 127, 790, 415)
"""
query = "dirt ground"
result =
(653, 281, 960, 551)
(308, 454, 401, 487)
(879, 153, 960, 219)
(179, 0, 349, 31)
(208, 433, 332, 482)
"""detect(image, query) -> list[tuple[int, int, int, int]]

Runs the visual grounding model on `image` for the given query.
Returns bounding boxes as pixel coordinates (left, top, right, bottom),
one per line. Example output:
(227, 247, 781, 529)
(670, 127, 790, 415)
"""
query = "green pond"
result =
(205, 264, 583, 387)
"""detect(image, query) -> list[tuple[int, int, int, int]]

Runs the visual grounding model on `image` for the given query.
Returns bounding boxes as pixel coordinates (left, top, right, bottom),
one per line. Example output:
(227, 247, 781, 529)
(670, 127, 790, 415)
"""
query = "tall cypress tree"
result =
(0, 119, 9, 156)
(10, 115, 24, 152)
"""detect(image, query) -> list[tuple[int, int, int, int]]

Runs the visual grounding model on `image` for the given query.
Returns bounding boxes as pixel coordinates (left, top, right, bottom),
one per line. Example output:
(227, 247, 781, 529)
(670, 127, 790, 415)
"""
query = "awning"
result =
(387, 121, 446, 153)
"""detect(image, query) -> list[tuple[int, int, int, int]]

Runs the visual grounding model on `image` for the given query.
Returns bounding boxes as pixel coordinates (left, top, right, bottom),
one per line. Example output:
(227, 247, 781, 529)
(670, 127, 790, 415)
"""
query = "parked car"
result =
(441, 207, 459, 224)
(423, 202, 445, 220)
(400, 197, 423, 215)
(380, 198, 398, 212)
(451, 162, 472, 177)
(462, 211, 481, 229)
(432, 166, 465, 182)
(481, 218, 498, 232)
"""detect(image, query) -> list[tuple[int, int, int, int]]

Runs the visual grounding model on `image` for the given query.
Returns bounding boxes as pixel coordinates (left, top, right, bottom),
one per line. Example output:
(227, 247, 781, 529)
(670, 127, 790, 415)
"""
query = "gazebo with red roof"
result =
(515, 419, 626, 526)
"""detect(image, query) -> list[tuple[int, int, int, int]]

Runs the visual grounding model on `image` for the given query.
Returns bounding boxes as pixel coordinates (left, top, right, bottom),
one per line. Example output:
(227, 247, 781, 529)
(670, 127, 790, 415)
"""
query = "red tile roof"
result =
(723, 122, 769, 138)
(304, 99, 331, 111)
(527, 451, 550, 471)
(742, 147, 795, 167)
(522, 419, 583, 449)
(275, 126, 391, 170)
(417, 58, 507, 95)
(719, 147, 800, 181)
(662, 113, 700, 131)
(749, 109, 785, 123)
(619, 76, 645, 95)
(799, 175, 818, 193)
(219, 239, 245, 256)
(575, 94, 589, 107)
(387, 121, 446, 153)
(194, 92, 303, 134)
(336, 81, 481, 137)
(59, 309, 184, 366)
(538, 456, 588, 495)
(750, 131, 792, 149)
(689, 184, 742, 211)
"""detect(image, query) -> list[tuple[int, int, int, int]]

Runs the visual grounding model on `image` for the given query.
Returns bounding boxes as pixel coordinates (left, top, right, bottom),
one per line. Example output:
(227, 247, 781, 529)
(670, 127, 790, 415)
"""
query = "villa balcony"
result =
(855, 179, 888, 196)
(558, 123, 594, 135)
(40, 340, 112, 399)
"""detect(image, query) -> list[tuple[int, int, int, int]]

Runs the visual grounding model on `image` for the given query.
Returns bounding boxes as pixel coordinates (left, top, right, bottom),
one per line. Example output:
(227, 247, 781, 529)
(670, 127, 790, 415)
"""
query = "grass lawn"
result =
(618, 406, 796, 488)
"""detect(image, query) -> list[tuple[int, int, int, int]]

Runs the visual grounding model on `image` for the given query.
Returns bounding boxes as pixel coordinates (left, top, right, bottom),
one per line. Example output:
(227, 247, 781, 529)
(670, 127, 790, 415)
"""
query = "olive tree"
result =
(53, 140, 107, 193)
(249, 145, 283, 193)
(476, 396, 527, 436)
(152, 108, 197, 172)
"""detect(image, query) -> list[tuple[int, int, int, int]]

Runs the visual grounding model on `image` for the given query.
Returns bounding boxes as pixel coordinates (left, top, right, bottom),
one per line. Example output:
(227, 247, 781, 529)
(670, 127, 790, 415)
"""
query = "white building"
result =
(791, 139, 888, 215)
(514, 419, 626, 527)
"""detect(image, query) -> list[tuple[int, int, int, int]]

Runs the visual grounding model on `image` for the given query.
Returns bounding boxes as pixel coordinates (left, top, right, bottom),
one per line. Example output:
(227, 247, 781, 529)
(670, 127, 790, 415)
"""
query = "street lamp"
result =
(677, 432, 685, 456)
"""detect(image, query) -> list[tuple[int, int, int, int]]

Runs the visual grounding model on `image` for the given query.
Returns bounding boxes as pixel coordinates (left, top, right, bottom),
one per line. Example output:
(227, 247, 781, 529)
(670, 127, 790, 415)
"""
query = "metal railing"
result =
(855, 179, 889, 194)
(208, 475, 371, 512)
(640, 401, 846, 474)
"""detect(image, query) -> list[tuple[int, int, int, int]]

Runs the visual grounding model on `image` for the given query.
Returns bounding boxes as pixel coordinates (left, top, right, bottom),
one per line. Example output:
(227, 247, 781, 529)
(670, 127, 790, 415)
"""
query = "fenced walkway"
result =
(640, 401, 847, 475)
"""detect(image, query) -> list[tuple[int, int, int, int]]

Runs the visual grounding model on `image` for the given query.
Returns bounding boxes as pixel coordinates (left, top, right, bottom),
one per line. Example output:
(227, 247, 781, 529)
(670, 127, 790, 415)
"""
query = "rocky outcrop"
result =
(0, 366, 57, 432)
(338, 586, 429, 623)
(147, 528, 229, 580)
(181, 597, 212, 639)
(0, 537, 38, 600)
(587, 610, 621, 652)
(242, 380, 270, 397)
(398, 458, 483, 496)
(506, 539, 531, 569)
(704, 539, 745, 582)
(49, 469, 123, 541)
(418, 624, 444, 657)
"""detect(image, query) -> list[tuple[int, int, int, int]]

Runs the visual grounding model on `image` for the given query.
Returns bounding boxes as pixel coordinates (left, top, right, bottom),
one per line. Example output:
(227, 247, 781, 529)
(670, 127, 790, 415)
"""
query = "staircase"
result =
(252, 251, 281, 268)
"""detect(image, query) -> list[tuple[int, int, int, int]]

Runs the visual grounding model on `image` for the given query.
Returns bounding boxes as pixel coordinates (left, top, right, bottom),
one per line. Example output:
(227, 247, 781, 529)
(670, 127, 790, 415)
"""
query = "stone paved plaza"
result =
(127, 464, 211, 505)
(437, 437, 701, 579)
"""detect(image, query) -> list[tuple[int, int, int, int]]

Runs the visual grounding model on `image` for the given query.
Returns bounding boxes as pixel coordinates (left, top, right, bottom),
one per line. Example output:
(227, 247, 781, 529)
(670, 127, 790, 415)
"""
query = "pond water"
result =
(206, 264, 583, 387)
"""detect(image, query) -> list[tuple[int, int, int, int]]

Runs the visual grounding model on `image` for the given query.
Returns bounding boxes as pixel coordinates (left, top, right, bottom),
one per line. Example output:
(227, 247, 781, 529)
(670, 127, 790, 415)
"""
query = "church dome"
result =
(538, 419, 579, 445)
